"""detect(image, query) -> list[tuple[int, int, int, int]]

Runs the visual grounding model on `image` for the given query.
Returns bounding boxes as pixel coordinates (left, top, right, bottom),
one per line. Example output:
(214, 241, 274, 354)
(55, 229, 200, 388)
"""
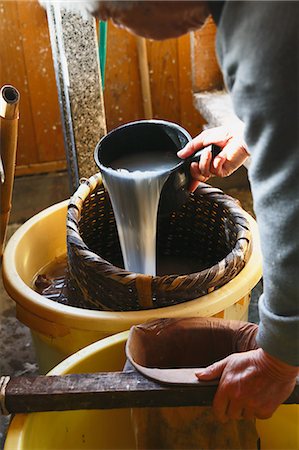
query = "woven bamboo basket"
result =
(67, 173, 252, 311)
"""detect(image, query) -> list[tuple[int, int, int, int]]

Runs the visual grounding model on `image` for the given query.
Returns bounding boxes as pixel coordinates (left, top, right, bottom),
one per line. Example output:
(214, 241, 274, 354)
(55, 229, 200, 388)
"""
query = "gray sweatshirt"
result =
(216, 1, 299, 365)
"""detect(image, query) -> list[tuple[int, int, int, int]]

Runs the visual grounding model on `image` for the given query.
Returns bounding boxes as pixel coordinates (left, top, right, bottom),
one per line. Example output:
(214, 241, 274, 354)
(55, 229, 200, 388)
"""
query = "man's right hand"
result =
(177, 126, 250, 192)
(195, 348, 298, 422)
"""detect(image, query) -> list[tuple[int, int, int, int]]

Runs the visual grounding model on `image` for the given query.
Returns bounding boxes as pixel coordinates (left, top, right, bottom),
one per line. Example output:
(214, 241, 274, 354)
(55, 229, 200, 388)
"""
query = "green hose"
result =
(98, 21, 107, 89)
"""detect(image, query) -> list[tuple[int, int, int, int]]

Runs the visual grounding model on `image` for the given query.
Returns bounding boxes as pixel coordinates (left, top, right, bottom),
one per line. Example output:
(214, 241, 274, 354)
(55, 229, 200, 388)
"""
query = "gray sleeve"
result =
(216, 1, 299, 365)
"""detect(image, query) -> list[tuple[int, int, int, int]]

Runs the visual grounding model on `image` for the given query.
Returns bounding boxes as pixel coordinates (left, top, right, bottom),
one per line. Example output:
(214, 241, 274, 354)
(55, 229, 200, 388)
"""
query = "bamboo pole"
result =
(0, 85, 20, 258)
(136, 36, 153, 119)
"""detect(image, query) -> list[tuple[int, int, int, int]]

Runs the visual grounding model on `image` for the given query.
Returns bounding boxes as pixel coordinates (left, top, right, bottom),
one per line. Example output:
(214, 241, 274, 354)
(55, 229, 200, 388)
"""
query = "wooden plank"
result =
(3, 371, 216, 414)
(147, 38, 180, 123)
(104, 24, 143, 131)
(177, 34, 204, 137)
(191, 17, 224, 92)
(16, 0, 65, 164)
(0, 0, 38, 167)
(3, 372, 299, 415)
(103, 24, 205, 134)
(15, 160, 67, 177)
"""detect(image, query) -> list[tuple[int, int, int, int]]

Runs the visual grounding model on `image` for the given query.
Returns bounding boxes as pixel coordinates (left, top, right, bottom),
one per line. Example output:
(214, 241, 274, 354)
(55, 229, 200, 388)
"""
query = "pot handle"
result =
(185, 143, 222, 166)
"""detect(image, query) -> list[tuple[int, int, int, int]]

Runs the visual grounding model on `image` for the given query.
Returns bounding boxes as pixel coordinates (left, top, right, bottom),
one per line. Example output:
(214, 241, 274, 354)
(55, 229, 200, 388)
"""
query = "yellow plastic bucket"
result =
(4, 332, 299, 450)
(2, 200, 262, 373)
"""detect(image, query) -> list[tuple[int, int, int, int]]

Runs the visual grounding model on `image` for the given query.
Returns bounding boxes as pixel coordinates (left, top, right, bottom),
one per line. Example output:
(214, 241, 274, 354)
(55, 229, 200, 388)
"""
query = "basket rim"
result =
(67, 173, 251, 284)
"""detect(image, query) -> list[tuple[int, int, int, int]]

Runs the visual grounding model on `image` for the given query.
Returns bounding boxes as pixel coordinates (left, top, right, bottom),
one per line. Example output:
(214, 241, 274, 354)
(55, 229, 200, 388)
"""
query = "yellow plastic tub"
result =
(4, 332, 299, 450)
(2, 200, 262, 373)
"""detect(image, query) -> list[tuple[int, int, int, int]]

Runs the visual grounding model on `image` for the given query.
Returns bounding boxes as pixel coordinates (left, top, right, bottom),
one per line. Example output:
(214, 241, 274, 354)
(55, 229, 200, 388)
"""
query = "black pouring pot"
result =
(94, 119, 220, 215)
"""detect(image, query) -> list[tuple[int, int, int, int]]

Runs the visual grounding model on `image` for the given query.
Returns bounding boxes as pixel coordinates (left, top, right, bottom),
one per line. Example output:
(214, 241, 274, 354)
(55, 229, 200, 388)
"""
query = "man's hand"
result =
(195, 348, 298, 422)
(177, 126, 250, 192)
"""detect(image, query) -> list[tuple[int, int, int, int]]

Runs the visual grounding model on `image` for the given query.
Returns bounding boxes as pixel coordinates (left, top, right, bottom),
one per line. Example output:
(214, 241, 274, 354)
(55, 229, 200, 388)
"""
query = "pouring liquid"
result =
(102, 150, 179, 276)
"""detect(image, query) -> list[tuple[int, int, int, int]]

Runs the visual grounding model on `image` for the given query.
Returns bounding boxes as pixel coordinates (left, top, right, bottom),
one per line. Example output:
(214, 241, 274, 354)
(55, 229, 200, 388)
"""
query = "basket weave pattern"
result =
(67, 174, 252, 311)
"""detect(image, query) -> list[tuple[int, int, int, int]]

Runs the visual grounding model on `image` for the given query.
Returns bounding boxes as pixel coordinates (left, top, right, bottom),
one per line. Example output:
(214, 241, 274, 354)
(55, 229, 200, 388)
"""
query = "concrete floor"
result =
(0, 224, 39, 448)
(0, 170, 262, 448)
(0, 172, 70, 448)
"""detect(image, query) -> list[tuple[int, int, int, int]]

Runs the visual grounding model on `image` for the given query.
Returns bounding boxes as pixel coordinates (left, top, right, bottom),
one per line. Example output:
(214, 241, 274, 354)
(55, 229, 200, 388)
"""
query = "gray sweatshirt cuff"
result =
(257, 294, 299, 366)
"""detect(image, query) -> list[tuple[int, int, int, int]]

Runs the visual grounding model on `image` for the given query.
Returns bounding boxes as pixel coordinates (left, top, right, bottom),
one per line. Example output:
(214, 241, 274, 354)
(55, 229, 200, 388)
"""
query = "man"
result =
(80, 1, 299, 422)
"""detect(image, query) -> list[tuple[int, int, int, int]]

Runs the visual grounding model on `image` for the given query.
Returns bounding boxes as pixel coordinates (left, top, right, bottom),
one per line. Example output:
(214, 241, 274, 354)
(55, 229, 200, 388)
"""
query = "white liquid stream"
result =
(102, 151, 178, 276)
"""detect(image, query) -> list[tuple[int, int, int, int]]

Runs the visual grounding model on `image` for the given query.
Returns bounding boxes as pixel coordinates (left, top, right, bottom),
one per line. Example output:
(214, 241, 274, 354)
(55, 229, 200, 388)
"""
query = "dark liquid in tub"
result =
(34, 254, 205, 308)
(34, 255, 86, 309)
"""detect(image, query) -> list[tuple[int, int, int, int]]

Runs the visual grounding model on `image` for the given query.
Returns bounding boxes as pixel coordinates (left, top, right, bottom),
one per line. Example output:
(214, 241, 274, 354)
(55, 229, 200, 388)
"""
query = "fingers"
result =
(177, 126, 249, 188)
(226, 402, 256, 421)
(240, 407, 255, 421)
(189, 149, 215, 184)
(213, 391, 230, 423)
(212, 154, 226, 175)
(188, 159, 211, 192)
(188, 178, 201, 193)
(190, 161, 210, 182)
(217, 402, 256, 422)
(177, 126, 232, 159)
(195, 358, 227, 381)
(198, 148, 213, 178)
(212, 376, 255, 422)
(215, 141, 249, 177)
(212, 378, 256, 423)
(217, 401, 267, 422)
(196, 350, 298, 423)
(196, 359, 230, 423)
(177, 139, 201, 159)
(189, 142, 248, 183)
(254, 409, 275, 420)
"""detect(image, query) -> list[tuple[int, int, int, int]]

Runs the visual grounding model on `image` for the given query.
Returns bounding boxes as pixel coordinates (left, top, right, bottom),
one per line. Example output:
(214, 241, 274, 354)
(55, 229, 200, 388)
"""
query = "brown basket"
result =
(67, 173, 252, 311)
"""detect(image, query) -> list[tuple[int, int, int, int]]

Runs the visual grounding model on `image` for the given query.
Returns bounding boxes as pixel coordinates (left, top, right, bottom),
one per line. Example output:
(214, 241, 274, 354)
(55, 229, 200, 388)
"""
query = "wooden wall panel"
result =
(0, 0, 38, 167)
(177, 34, 204, 136)
(0, 0, 66, 176)
(192, 17, 223, 92)
(17, 1, 65, 164)
(146, 35, 203, 137)
(103, 23, 144, 131)
(147, 38, 180, 123)
(104, 25, 204, 137)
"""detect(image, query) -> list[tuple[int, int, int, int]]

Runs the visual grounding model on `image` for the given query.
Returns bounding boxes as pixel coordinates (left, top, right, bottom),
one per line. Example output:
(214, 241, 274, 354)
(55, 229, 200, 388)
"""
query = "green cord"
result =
(98, 21, 107, 89)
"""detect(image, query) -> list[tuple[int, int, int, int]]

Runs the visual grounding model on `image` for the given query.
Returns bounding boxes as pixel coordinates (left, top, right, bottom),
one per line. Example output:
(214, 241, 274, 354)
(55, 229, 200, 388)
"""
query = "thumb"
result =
(195, 358, 227, 381)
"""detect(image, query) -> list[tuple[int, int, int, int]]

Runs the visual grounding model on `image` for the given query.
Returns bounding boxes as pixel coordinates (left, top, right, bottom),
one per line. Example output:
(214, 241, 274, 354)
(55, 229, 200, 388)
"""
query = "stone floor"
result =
(0, 172, 70, 448)
(0, 170, 262, 448)
(0, 225, 38, 448)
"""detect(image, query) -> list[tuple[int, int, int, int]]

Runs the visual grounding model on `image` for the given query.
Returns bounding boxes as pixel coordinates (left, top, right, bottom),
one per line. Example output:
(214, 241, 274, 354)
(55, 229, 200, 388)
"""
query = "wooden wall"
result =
(0, 0, 66, 176)
(1, 1, 219, 177)
(104, 24, 205, 134)
(192, 16, 223, 92)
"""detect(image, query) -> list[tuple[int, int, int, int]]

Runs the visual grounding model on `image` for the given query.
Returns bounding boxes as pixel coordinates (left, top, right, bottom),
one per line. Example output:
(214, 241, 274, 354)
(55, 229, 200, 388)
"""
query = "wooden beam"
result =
(191, 17, 223, 93)
(15, 160, 67, 177)
(177, 33, 204, 136)
(1, 372, 299, 415)
(136, 37, 153, 119)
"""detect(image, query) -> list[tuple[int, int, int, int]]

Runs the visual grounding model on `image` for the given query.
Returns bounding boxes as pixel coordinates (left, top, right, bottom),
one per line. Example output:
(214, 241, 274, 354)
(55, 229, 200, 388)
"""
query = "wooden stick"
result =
(1, 372, 298, 415)
(136, 36, 153, 119)
(0, 85, 20, 257)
